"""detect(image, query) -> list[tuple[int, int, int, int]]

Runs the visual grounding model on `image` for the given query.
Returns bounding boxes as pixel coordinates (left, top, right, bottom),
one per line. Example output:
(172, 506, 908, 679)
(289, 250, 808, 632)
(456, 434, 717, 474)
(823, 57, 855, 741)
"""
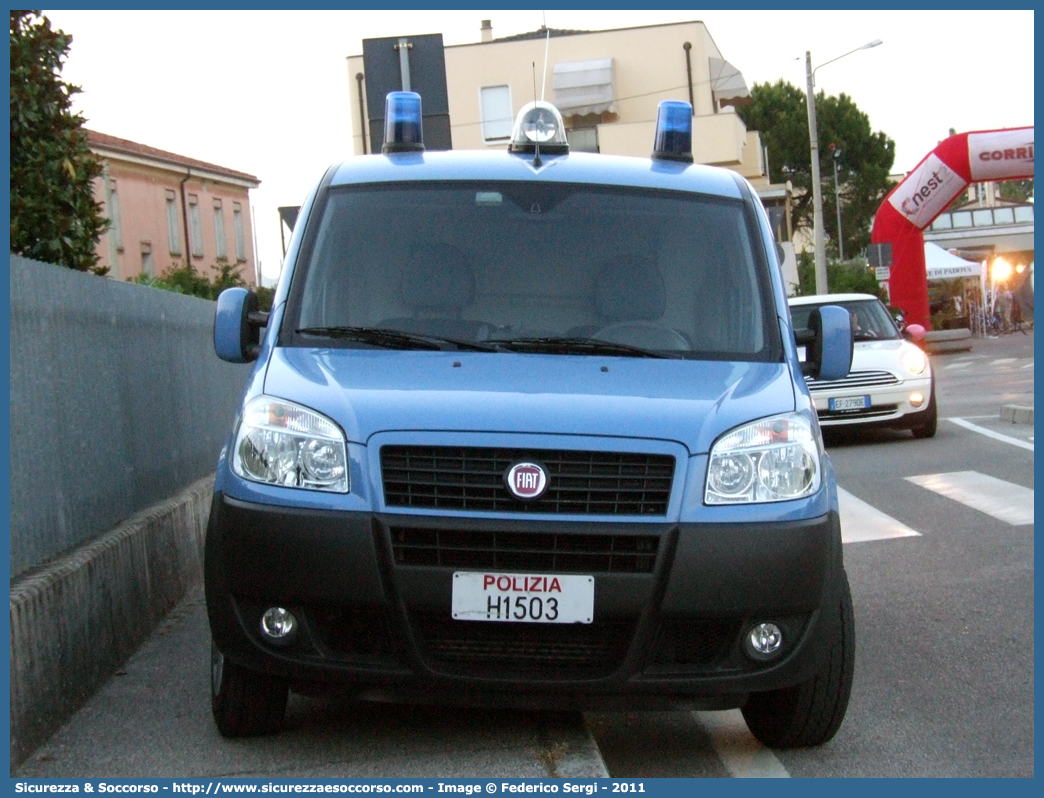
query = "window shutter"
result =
(480, 86, 513, 142)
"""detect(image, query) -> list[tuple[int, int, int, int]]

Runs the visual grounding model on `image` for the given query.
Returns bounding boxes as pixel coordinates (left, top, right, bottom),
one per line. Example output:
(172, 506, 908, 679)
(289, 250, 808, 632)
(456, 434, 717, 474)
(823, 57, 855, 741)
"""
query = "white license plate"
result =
(830, 395, 870, 411)
(452, 572, 594, 624)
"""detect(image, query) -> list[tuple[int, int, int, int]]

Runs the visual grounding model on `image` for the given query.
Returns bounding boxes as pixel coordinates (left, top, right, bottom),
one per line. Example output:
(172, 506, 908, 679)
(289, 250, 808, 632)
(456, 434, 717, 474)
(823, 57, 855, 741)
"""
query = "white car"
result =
(789, 293, 936, 438)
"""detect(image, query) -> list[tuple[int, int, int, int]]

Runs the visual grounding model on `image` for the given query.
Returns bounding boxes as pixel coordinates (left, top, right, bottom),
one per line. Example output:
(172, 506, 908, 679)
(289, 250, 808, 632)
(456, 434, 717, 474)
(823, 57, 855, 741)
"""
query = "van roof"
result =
(329, 149, 745, 199)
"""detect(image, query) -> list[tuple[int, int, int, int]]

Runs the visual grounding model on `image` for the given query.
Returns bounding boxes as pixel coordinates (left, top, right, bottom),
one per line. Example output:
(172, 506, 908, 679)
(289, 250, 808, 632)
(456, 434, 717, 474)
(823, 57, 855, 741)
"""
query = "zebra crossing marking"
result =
(694, 710, 790, 778)
(905, 471, 1034, 526)
(838, 487, 921, 544)
(947, 418, 1034, 451)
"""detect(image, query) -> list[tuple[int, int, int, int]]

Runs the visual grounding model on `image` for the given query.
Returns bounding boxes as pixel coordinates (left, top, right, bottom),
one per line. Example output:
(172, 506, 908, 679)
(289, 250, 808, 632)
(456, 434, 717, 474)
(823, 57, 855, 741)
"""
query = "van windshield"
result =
(287, 182, 779, 360)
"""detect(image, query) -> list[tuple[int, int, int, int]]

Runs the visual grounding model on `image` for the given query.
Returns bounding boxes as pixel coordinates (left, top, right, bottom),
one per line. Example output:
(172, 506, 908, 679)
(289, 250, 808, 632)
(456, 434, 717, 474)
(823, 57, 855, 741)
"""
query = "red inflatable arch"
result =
(871, 126, 1034, 328)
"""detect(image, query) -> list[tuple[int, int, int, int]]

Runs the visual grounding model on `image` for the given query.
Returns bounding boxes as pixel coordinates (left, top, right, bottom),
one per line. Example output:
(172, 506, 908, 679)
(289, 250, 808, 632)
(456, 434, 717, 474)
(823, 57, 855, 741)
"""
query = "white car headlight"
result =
(232, 397, 349, 493)
(900, 345, 928, 376)
(705, 413, 821, 504)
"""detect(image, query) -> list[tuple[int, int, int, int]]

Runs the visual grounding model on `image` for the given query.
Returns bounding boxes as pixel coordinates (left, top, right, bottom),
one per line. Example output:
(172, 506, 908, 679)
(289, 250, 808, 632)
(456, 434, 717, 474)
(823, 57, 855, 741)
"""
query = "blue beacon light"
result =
(383, 91, 424, 154)
(651, 100, 694, 163)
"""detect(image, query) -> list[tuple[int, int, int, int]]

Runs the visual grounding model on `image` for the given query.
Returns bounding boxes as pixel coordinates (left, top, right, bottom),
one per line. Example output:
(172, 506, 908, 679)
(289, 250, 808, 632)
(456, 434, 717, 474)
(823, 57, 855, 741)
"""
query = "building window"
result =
(213, 199, 226, 259)
(566, 126, 599, 153)
(188, 194, 204, 258)
(140, 241, 154, 277)
(166, 190, 181, 255)
(107, 178, 123, 251)
(480, 85, 513, 142)
(233, 202, 246, 262)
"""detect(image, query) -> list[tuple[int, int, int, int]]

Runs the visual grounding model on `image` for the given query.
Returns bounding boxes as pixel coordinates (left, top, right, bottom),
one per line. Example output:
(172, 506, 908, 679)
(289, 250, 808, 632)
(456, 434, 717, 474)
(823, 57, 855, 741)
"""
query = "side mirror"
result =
(796, 306, 852, 380)
(903, 323, 926, 343)
(214, 287, 268, 363)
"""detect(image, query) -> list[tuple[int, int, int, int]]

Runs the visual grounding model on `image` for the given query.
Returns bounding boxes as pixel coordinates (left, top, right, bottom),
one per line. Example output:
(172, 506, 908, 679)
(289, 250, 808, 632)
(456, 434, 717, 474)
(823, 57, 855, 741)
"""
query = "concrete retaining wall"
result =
(9, 255, 255, 767)
(10, 476, 214, 767)
(10, 255, 252, 578)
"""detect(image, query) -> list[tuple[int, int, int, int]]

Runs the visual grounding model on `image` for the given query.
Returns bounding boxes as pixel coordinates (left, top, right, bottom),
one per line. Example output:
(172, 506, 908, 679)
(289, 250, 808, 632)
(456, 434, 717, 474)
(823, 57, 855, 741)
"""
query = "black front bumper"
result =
(204, 493, 845, 710)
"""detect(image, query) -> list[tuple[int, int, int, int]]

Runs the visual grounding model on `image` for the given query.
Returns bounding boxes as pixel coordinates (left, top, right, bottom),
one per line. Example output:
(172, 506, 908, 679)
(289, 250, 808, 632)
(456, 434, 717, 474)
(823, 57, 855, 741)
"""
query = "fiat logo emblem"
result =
(504, 461, 549, 501)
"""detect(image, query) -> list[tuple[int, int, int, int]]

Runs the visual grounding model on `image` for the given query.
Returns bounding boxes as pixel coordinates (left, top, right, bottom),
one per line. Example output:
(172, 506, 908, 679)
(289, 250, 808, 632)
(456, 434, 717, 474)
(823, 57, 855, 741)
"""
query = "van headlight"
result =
(705, 413, 821, 504)
(232, 397, 349, 493)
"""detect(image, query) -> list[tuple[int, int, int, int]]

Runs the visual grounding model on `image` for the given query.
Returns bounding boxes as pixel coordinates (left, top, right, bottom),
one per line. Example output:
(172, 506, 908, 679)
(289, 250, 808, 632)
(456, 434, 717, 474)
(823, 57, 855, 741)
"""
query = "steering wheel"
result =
(591, 321, 691, 351)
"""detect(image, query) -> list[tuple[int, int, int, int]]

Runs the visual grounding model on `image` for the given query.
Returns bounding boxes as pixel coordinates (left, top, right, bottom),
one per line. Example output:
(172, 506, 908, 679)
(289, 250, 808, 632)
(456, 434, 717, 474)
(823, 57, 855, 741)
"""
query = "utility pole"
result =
(805, 40, 882, 293)
(832, 146, 844, 262)
(805, 51, 828, 294)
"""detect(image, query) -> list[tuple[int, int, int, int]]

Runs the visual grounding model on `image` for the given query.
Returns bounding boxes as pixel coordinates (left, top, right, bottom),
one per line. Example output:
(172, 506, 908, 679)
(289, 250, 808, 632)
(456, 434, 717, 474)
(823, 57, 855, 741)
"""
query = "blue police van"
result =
(208, 93, 855, 748)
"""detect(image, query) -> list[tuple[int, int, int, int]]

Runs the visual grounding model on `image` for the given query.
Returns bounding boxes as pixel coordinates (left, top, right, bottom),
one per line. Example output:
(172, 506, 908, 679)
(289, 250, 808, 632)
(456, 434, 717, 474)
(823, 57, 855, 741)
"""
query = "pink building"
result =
(88, 131, 261, 285)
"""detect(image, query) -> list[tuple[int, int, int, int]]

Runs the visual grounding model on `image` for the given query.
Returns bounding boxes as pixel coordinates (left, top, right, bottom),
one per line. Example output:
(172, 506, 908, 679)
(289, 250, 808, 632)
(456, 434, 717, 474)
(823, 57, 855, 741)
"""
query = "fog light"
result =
(910, 392, 925, 407)
(260, 607, 297, 646)
(744, 622, 783, 661)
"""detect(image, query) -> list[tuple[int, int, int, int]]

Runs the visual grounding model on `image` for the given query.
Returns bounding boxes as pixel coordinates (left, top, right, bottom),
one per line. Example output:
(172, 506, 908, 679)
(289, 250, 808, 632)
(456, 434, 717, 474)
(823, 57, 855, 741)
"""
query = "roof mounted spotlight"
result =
(651, 100, 694, 163)
(508, 101, 569, 156)
(382, 91, 424, 154)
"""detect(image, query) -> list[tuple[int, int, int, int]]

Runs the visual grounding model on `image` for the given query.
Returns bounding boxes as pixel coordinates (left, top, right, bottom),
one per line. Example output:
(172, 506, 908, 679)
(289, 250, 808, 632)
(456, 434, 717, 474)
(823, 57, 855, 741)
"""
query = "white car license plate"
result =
(830, 395, 870, 411)
(452, 572, 594, 624)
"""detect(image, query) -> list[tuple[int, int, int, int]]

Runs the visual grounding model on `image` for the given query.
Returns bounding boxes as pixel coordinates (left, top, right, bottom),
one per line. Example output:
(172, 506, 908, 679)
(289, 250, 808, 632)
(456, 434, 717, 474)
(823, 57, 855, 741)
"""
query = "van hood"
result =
(263, 349, 798, 456)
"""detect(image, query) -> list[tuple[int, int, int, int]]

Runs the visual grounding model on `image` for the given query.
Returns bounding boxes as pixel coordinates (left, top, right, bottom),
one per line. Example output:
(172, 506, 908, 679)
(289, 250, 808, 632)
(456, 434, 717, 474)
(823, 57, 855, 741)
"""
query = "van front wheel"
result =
(211, 642, 288, 737)
(741, 572, 855, 748)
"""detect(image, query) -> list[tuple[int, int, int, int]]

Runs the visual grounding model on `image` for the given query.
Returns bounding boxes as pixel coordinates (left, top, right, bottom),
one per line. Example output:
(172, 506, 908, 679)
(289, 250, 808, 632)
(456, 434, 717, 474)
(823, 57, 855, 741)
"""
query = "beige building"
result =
(347, 20, 797, 287)
(88, 131, 261, 285)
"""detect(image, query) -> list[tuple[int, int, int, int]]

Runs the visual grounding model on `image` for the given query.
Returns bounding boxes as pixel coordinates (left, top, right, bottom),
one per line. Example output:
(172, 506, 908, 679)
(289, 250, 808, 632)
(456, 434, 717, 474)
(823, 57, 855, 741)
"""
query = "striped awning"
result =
(709, 57, 750, 109)
(553, 58, 615, 116)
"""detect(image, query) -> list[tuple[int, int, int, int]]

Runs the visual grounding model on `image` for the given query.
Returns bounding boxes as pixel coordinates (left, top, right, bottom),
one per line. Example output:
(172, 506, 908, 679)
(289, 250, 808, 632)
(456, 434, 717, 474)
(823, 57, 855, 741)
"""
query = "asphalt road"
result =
(15, 329, 1034, 779)
(593, 328, 1035, 777)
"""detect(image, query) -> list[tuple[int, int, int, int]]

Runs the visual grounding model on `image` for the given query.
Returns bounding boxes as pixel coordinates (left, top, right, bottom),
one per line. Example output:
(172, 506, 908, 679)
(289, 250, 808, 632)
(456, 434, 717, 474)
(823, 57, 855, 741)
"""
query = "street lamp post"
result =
(805, 39, 881, 294)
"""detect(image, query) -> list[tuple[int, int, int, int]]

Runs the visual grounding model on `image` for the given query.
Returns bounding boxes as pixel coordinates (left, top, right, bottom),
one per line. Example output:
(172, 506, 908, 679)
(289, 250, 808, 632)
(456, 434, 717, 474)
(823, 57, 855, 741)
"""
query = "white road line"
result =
(944, 362, 973, 370)
(1022, 363, 1034, 369)
(905, 471, 1034, 526)
(947, 418, 1034, 452)
(990, 358, 1017, 365)
(838, 487, 921, 543)
(694, 709, 790, 778)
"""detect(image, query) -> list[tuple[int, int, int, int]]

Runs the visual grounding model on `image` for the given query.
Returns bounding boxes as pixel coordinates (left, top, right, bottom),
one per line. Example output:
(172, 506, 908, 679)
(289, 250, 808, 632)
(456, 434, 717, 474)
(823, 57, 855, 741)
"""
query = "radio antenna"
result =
(540, 25, 550, 102)
(532, 62, 537, 104)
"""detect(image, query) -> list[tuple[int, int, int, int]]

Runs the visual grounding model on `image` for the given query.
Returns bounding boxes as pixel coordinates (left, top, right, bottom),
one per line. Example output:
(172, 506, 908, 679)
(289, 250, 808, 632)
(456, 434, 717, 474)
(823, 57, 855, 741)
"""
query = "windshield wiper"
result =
(486, 336, 677, 359)
(295, 326, 499, 352)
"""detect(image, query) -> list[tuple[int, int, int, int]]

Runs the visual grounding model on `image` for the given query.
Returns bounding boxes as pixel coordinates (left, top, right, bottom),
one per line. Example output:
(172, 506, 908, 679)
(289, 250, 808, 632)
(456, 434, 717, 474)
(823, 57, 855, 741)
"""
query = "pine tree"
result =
(737, 80, 895, 261)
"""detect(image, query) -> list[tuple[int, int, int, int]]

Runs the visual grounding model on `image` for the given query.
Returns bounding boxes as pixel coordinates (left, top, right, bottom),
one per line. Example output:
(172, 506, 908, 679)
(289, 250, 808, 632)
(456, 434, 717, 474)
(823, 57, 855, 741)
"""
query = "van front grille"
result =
(381, 446, 674, 515)
(411, 612, 634, 678)
(391, 527, 659, 573)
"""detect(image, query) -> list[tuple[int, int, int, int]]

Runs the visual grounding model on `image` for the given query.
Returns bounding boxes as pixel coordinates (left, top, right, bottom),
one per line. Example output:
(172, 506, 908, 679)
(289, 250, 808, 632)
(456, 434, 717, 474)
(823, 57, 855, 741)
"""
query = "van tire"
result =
(211, 642, 288, 737)
(741, 571, 855, 748)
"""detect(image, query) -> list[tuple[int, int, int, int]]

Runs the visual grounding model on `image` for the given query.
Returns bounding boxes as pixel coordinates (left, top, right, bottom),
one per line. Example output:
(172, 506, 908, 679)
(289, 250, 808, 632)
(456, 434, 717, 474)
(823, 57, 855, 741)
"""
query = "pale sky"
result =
(41, 9, 1035, 284)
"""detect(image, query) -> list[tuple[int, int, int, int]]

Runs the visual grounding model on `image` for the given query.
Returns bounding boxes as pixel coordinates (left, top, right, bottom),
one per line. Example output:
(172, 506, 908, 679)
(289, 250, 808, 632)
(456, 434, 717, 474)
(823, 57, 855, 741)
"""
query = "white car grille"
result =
(805, 369, 900, 392)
